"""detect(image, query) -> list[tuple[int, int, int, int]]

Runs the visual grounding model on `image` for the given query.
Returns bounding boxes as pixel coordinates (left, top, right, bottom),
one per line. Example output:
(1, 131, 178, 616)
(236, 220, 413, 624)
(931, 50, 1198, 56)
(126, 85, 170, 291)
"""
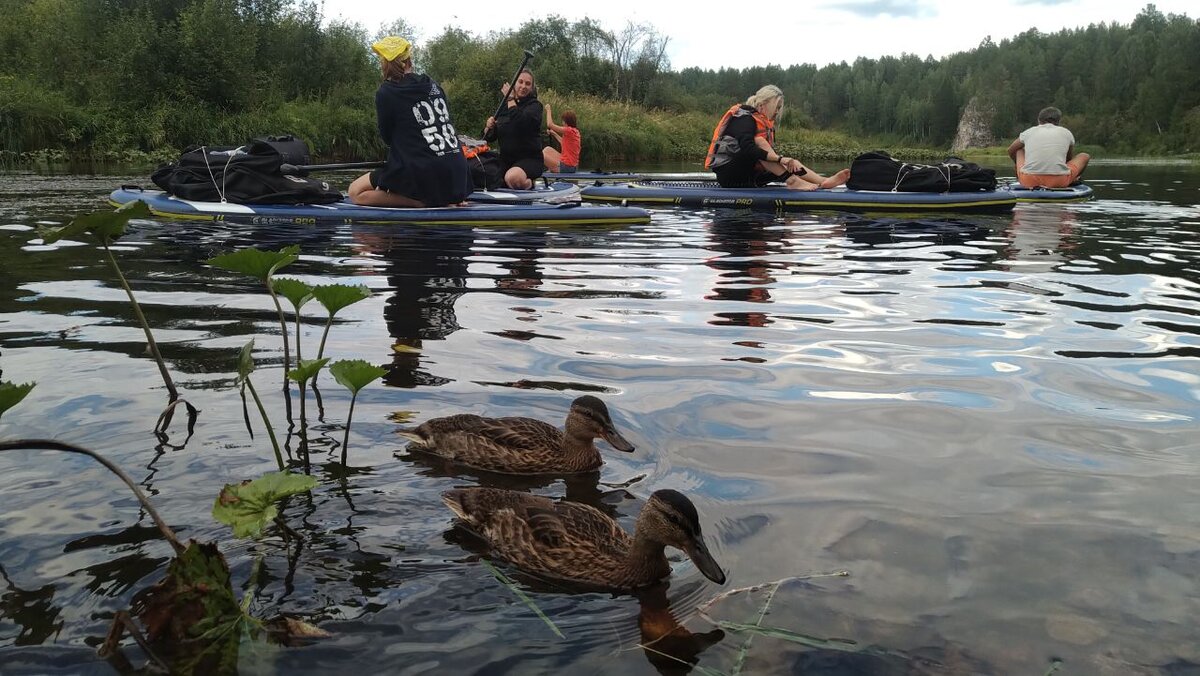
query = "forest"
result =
(0, 0, 1196, 163)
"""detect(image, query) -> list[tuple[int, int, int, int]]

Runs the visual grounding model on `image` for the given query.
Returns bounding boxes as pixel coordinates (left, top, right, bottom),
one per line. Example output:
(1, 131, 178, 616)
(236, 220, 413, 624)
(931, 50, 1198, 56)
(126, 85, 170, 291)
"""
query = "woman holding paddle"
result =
(705, 84, 849, 191)
(483, 69, 545, 189)
(348, 36, 473, 207)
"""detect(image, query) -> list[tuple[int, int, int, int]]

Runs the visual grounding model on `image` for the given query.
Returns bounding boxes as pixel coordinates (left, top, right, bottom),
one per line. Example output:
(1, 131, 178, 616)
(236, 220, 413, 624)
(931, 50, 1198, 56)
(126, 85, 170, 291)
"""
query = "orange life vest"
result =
(704, 104, 775, 169)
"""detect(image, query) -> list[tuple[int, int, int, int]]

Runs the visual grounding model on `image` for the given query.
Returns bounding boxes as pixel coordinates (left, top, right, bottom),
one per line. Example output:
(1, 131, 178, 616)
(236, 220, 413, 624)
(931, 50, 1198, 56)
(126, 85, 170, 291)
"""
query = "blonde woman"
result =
(705, 84, 849, 190)
(348, 36, 472, 207)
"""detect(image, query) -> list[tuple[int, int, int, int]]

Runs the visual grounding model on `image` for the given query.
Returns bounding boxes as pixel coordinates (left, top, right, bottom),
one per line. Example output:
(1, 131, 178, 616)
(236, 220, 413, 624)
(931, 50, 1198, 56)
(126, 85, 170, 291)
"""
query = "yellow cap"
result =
(372, 36, 412, 63)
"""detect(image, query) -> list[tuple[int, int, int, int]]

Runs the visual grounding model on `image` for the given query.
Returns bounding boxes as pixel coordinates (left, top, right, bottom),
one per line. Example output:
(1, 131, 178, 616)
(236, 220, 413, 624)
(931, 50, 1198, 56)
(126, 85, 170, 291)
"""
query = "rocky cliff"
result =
(951, 96, 996, 152)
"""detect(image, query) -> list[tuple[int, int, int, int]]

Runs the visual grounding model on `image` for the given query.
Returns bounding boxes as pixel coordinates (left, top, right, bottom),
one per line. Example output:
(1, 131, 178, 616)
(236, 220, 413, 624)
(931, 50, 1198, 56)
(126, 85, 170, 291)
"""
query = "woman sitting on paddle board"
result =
(705, 84, 849, 191)
(483, 69, 545, 189)
(348, 36, 473, 208)
(543, 104, 580, 173)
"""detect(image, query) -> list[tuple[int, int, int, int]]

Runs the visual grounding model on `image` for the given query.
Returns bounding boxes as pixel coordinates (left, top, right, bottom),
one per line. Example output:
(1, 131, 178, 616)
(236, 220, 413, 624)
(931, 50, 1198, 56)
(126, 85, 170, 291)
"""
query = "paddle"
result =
(484, 49, 535, 136)
(281, 161, 384, 175)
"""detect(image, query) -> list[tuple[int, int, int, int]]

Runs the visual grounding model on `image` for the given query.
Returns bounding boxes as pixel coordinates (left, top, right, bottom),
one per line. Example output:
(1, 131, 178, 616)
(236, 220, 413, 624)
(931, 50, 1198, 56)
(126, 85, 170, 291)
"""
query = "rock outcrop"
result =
(951, 96, 995, 152)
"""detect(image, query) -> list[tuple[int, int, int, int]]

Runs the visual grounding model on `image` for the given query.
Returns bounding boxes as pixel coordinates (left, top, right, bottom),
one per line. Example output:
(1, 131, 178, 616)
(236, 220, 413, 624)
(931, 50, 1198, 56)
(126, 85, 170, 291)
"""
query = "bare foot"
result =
(821, 169, 851, 189)
(785, 176, 820, 191)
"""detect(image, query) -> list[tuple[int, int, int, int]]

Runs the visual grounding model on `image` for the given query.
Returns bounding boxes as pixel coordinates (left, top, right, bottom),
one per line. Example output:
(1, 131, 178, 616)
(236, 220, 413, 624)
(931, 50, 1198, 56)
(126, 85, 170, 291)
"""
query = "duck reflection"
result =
(353, 227, 474, 389)
(636, 582, 726, 675)
(704, 214, 784, 328)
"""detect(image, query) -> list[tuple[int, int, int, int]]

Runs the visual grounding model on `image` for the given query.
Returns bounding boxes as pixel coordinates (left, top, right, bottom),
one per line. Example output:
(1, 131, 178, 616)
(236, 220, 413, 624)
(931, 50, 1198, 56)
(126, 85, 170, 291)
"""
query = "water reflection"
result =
(353, 227, 473, 388)
(1001, 203, 1080, 271)
(636, 582, 725, 675)
(704, 214, 781, 328)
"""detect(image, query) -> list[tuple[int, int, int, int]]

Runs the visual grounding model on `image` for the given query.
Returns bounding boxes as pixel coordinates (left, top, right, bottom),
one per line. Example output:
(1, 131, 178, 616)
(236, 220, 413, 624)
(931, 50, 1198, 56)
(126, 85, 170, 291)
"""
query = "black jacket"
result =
(374, 73, 472, 206)
(484, 93, 544, 165)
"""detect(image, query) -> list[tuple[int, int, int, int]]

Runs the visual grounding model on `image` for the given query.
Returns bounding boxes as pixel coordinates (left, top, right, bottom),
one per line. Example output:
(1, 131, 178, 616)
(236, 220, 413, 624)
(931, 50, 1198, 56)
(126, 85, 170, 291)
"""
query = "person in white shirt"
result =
(1007, 106, 1090, 188)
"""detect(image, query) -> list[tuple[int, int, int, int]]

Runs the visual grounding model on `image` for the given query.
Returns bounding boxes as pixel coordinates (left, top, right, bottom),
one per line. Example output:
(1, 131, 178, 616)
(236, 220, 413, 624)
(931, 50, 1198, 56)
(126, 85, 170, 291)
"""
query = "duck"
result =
(397, 395, 635, 474)
(442, 486, 727, 590)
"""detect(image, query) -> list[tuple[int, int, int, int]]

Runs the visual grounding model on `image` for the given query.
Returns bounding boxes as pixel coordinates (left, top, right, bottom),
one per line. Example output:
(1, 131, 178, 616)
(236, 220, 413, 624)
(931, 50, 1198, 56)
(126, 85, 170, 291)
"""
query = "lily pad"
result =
(40, 200, 152, 244)
(0, 381, 35, 419)
(312, 284, 371, 315)
(328, 360, 388, 394)
(207, 245, 300, 282)
(211, 472, 318, 538)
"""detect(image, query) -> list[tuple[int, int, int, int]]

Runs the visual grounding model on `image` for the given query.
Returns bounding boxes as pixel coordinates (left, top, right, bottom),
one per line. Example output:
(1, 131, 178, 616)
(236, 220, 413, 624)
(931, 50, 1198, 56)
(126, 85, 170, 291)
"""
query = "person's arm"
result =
(545, 104, 564, 134)
(1007, 138, 1024, 163)
(375, 88, 394, 144)
(483, 116, 498, 142)
(548, 127, 562, 143)
(514, 100, 543, 134)
(724, 116, 768, 162)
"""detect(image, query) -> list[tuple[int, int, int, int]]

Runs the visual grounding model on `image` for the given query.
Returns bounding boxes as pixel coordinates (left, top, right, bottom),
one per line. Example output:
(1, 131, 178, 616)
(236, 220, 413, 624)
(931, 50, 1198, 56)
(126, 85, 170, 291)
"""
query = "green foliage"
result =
(212, 472, 319, 538)
(287, 358, 330, 386)
(207, 245, 300, 282)
(328, 360, 387, 395)
(0, 381, 35, 420)
(40, 200, 152, 245)
(312, 284, 371, 316)
(271, 278, 314, 311)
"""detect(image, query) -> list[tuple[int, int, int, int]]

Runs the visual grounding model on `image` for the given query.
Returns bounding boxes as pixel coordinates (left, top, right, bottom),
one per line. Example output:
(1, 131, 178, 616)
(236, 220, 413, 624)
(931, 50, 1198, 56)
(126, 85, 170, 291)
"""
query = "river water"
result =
(0, 162, 1198, 674)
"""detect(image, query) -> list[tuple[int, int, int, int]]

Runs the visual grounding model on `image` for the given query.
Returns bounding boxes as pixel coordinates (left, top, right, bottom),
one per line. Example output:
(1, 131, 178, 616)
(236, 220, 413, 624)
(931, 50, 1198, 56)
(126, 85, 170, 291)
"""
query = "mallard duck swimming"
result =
(442, 487, 727, 590)
(397, 395, 635, 474)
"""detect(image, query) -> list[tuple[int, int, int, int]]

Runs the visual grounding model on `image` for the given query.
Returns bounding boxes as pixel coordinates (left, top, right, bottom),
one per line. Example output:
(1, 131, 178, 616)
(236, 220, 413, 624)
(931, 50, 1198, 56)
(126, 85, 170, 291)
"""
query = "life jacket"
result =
(704, 104, 775, 170)
(459, 134, 491, 159)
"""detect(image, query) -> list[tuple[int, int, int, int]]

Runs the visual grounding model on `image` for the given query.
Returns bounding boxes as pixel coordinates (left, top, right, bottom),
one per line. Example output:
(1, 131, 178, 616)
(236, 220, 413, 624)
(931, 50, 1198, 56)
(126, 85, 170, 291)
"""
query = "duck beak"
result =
(686, 537, 727, 585)
(602, 426, 636, 453)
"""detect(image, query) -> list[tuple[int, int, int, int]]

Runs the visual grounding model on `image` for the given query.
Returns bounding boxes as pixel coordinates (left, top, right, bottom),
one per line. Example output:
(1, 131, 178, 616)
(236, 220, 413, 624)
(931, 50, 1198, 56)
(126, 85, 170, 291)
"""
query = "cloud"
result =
(835, 0, 938, 18)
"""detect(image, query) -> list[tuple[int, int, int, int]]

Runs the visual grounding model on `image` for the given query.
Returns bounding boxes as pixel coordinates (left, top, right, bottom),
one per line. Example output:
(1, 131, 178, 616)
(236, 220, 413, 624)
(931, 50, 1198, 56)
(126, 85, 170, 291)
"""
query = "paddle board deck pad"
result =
(1004, 183, 1094, 202)
(108, 188, 651, 226)
(580, 181, 1017, 213)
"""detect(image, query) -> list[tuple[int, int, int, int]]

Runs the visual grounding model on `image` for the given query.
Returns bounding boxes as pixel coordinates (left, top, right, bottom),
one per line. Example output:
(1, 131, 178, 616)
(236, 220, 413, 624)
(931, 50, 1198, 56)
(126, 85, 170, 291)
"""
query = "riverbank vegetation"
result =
(0, 1, 1195, 167)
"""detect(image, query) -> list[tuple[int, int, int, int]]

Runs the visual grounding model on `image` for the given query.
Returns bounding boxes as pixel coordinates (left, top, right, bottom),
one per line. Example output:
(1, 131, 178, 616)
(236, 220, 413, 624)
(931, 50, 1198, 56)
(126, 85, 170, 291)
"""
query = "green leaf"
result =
(236, 339, 256, 384)
(328, 360, 388, 395)
(211, 472, 319, 539)
(286, 357, 330, 385)
(312, 284, 371, 316)
(272, 277, 314, 311)
(0, 381, 36, 419)
(40, 200, 152, 244)
(207, 245, 300, 282)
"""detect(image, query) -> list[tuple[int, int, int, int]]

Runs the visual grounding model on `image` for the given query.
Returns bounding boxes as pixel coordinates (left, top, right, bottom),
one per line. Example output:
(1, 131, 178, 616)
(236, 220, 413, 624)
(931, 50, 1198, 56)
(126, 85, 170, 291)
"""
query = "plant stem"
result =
(0, 440, 184, 554)
(104, 245, 178, 402)
(340, 394, 357, 465)
(317, 316, 333, 360)
(245, 379, 284, 471)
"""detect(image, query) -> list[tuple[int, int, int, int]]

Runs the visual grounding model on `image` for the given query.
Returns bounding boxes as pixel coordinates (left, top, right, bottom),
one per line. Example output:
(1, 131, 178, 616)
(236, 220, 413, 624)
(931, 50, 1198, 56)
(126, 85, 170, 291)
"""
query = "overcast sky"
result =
(327, 1, 1194, 71)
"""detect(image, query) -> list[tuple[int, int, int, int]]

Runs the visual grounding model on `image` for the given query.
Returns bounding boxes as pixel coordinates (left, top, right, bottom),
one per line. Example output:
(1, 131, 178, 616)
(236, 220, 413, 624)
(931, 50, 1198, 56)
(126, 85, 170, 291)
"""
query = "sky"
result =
(327, 0, 1195, 71)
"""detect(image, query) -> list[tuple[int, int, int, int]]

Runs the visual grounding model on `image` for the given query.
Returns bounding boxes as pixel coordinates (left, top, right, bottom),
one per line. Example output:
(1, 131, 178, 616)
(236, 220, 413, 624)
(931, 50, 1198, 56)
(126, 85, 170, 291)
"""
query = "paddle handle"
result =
(485, 50, 535, 134)
(281, 161, 385, 175)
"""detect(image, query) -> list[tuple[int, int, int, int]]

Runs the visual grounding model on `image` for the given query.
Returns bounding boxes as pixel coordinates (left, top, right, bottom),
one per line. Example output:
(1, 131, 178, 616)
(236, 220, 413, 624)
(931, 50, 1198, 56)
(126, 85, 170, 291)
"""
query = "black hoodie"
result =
(484, 92, 544, 166)
(374, 73, 473, 206)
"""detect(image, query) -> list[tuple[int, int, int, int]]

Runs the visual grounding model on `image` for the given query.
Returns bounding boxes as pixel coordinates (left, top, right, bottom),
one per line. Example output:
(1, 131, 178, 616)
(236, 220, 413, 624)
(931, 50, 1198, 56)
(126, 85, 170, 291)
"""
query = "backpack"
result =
(150, 137, 343, 204)
(460, 135, 504, 190)
(847, 151, 997, 192)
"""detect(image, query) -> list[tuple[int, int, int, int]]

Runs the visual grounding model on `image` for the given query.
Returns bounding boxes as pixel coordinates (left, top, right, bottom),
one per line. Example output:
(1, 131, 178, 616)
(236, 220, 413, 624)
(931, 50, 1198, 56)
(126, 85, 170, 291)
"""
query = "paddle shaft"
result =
(283, 161, 385, 174)
(485, 50, 535, 134)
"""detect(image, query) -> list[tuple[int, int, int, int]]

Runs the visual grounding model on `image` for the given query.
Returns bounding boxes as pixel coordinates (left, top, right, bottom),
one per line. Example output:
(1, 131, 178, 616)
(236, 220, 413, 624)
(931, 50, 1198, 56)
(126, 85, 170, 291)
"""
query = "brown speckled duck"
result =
(397, 395, 635, 474)
(442, 487, 727, 590)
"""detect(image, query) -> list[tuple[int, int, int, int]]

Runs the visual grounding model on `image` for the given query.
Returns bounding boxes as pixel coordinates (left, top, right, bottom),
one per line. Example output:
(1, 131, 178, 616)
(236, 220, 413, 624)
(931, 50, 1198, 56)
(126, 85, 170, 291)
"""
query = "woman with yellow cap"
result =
(349, 36, 473, 207)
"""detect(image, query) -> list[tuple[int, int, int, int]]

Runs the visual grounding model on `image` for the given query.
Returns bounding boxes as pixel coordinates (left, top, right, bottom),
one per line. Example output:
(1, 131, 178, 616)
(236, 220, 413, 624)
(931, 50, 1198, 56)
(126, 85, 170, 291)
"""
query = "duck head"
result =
(639, 489, 727, 584)
(566, 395, 635, 452)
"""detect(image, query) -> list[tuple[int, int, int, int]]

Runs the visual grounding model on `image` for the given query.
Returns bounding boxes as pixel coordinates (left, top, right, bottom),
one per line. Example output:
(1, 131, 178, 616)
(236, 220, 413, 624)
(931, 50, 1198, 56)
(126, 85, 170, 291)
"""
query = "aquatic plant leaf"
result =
(482, 560, 565, 638)
(135, 541, 240, 644)
(211, 472, 318, 539)
(312, 283, 372, 316)
(207, 245, 300, 282)
(328, 360, 388, 395)
(286, 358, 330, 385)
(392, 343, 421, 354)
(40, 199, 152, 244)
(387, 410, 417, 424)
(235, 340, 256, 383)
(715, 620, 862, 652)
(264, 616, 333, 646)
(0, 381, 35, 419)
(272, 277, 314, 310)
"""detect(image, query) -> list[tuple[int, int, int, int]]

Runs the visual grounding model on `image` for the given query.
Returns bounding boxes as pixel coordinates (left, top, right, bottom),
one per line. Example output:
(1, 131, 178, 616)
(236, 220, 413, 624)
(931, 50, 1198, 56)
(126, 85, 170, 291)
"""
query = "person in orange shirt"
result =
(543, 104, 581, 173)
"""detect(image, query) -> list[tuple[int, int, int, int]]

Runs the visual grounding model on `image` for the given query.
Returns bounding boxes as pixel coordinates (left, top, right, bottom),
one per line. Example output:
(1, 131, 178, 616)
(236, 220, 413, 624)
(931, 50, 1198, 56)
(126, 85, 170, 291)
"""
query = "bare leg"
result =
(777, 162, 849, 190)
(543, 147, 561, 172)
(1067, 152, 1090, 182)
(504, 166, 532, 190)
(348, 174, 425, 207)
